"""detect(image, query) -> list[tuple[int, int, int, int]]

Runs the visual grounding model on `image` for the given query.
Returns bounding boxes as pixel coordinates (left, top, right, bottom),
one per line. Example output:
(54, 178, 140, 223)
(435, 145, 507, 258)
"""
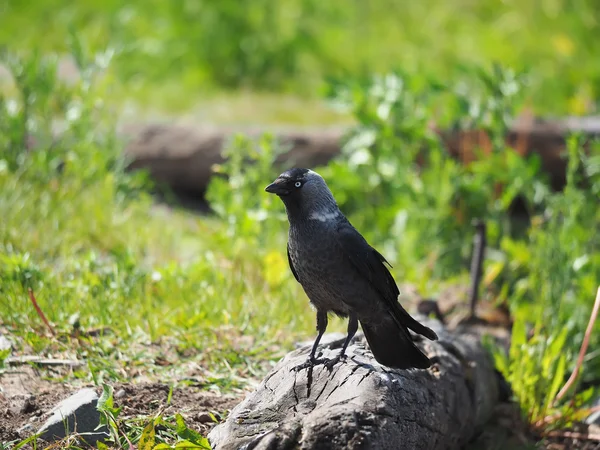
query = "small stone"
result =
(21, 396, 36, 414)
(197, 412, 214, 423)
(9, 396, 35, 416)
(36, 388, 109, 445)
(114, 388, 126, 399)
(18, 423, 35, 435)
(0, 333, 12, 351)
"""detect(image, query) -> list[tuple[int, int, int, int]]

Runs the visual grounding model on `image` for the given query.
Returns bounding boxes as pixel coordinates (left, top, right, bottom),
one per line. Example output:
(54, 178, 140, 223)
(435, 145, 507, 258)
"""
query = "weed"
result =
(319, 68, 600, 432)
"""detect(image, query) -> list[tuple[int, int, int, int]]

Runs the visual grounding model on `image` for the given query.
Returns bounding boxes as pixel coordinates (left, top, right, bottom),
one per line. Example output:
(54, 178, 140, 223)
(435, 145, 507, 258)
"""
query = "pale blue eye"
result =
(295, 181, 302, 188)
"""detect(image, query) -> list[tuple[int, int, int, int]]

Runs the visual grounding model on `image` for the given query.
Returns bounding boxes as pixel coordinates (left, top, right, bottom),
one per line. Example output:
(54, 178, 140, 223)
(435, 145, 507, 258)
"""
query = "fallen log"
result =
(208, 318, 501, 450)
(121, 115, 600, 199)
(121, 124, 343, 197)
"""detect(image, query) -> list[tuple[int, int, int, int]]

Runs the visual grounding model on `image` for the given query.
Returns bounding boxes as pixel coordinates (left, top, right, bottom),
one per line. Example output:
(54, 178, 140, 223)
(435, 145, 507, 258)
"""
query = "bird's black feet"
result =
(293, 352, 349, 372)
(292, 357, 328, 372)
(323, 353, 347, 371)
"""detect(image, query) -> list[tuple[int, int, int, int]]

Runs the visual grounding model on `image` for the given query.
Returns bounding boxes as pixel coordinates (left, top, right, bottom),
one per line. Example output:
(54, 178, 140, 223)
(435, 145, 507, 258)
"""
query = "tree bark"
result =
(208, 318, 501, 450)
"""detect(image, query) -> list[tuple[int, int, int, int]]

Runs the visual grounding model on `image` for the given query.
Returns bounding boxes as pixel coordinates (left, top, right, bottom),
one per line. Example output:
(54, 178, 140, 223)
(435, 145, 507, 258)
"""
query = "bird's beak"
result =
(265, 178, 290, 196)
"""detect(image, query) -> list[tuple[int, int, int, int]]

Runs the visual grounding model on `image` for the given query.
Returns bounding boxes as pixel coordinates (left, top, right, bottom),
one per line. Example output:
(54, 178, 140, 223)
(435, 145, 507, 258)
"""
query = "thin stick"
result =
(28, 288, 55, 336)
(554, 286, 600, 403)
(545, 430, 600, 442)
(468, 220, 486, 319)
(535, 404, 600, 429)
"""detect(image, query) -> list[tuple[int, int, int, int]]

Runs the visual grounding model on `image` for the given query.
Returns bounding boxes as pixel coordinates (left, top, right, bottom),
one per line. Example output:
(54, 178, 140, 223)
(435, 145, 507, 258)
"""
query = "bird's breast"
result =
(288, 225, 375, 315)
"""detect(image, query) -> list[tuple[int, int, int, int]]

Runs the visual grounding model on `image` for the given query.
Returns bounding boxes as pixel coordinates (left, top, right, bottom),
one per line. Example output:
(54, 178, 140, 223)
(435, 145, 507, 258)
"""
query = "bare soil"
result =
(0, 366, 244, 446)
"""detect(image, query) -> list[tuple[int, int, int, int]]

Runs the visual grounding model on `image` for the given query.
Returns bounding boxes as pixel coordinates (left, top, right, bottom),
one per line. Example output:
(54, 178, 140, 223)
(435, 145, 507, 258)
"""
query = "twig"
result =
(587, 404, 600, 417)
(124, 434, 135, 450)
(535, 405, 600, 429)
(106, 412, 135, 450)
(545, 430, 600, 442)
(28, 288, 56, 336)
(5, 355, 82, 367)
(554, 286, 600, 404)
(468, 220, 486, 319)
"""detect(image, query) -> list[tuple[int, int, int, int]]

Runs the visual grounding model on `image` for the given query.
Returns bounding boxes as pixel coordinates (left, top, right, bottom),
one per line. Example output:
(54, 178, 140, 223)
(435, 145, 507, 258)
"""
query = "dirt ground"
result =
(0, 366, 244, 447)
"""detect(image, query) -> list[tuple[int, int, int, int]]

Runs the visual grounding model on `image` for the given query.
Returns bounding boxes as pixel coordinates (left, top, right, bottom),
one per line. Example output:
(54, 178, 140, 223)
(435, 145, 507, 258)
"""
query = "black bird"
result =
(265, 168, 438, 370)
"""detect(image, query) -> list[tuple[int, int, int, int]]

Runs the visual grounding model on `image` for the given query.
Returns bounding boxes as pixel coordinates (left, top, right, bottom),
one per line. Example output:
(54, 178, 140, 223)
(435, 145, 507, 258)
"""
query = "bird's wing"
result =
(335, 220, 437, 340)
(287, 242, 300, 282)
(335, 221, 399, 304)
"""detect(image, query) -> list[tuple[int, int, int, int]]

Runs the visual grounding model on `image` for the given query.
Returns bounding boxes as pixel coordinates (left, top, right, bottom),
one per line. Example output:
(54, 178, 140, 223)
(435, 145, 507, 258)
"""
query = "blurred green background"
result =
(2, 0, 599, 118)
(1, 1, 599, 447)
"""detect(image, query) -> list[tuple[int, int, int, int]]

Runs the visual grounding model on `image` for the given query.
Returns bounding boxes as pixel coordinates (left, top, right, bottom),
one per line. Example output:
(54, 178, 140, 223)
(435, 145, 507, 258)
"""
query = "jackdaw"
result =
(265, 168, 438, 370)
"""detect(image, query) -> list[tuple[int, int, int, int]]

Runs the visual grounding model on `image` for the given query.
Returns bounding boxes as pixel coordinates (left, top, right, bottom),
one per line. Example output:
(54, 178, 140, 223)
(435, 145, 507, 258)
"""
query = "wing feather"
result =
(287, 243, 300, 283)
(335, 220, 437, 340)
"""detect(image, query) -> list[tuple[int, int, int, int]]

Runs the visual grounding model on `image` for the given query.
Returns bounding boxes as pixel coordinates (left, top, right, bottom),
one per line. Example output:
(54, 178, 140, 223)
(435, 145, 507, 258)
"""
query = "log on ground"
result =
(208, 318, 501, 450)
(121, 116, 600, 198)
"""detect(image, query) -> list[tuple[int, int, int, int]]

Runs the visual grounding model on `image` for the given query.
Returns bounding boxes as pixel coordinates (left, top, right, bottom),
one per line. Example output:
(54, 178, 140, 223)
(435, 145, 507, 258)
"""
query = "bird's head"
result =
(265, 168, 339, 222)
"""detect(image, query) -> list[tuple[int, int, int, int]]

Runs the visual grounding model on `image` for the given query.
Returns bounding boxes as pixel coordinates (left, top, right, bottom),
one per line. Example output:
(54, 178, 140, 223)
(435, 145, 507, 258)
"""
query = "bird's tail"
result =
(392, 302, 438, 341)
(360, 318, 432, 369)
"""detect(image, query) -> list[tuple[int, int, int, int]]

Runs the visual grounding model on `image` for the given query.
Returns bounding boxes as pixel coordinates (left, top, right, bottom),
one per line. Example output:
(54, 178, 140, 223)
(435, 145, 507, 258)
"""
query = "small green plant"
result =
(97, 383, 124, 445)
(320, 66, 539, 282)
(205, 133, 288, 250)
(493, 135, 600, 430)
(321, 68, 600, 433)
(0, 348, 10, 369)
(96, 384, 212, 449)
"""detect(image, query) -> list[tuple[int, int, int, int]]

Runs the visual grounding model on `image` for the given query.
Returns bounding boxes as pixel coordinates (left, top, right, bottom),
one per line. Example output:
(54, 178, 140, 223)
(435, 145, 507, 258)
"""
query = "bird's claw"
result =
(323, 358, 338, 371)
(292, 357, 328, 372)
(293, 354, 347, 372)
(323, 353, 347, 371)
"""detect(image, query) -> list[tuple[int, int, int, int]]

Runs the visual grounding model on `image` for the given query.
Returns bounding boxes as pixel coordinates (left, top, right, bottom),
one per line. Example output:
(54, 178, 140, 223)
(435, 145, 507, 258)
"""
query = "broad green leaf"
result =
(138, 421, 156, 450)
(97, 383, 114, 411)
(175, 440, 211, 449)
(175, 414, 208, 447)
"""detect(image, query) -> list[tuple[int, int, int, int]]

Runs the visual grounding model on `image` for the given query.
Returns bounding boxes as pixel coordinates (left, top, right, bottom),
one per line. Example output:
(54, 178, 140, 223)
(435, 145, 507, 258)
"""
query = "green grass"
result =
(1, 0, 600, 118)
(0, 147, 313, 385)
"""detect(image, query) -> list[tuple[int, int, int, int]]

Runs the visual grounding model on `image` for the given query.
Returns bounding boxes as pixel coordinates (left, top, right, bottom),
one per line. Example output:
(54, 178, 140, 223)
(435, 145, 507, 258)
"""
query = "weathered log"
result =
(121, 116, 600, 198)
(208, 318, 501, 450)
(121, 124, 343, 196)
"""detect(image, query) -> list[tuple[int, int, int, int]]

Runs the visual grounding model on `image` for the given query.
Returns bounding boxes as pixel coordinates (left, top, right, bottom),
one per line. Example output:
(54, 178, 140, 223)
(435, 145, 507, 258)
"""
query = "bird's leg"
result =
(339, 314, 359, 359)
(324, 314, 358, 370)
(292, 311, 328, 371)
